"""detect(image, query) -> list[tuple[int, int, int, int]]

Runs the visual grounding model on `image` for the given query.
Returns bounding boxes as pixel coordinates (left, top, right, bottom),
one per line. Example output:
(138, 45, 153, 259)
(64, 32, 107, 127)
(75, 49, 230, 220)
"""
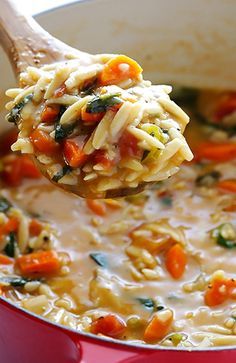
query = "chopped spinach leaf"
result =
(55, 123, 75, 142)
(89, 252, 107, 267)
(0, 276, 38, 287)
(86, 94, 122, 114)
(160, 195, 173, 207)
(4, 232, 17, 258)
(195, 171, 221, 187)
(137, 298, 155, 309)
(0, 197, 12, 213)
(52, 165, 72, 182)
(7, 94, 33, 124)
(137, 297, 164, 311)
(217, 235, 236, 249)
(211, 223, 236, 249)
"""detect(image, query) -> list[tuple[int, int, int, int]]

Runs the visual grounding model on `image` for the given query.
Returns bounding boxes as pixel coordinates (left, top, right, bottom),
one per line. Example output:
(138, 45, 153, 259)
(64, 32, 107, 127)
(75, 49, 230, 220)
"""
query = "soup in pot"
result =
(0, 88, 235, 348)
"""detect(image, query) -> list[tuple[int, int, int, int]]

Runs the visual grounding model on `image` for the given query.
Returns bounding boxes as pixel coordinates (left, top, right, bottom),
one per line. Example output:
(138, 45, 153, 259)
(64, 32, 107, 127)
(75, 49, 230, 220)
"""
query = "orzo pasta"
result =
(5, 55, 192, 198)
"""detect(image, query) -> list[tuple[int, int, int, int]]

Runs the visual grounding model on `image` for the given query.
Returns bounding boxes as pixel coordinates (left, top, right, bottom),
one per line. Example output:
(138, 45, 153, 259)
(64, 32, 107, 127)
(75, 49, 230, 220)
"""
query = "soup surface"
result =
(0, 89, 236, 348)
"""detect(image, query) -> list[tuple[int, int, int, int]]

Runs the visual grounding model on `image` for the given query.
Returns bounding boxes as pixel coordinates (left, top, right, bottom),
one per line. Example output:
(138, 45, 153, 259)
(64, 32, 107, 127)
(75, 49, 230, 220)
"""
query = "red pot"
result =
(0, 1, 235, 362)
(0, 297, 236, 363)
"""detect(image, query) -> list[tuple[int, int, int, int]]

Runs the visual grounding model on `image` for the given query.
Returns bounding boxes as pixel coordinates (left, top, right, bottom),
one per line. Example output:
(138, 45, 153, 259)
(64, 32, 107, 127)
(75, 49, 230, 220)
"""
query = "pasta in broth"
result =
(0, 88, 235, 347)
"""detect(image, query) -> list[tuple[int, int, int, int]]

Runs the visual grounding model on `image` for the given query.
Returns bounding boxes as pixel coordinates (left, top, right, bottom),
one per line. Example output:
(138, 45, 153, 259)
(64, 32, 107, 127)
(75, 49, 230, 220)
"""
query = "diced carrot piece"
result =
(30, 129, 60, 155)
(91, 314, 126, 338)
(86, 199, 106, 216)
(29, 219, 43, 237)
(0, 218, 18, 240)
(205, 276, 236, 307)
(195, 142, 236, 162)
(3, 217, 19, 234)
(217, 179, 236, 194)
(63, 140, 88, 168)
(1, 155, 40, 187)
(99, 55, 143, 85)
(118, 131, 141, 159)
(20, 156, 41, 178)
(54, 84, 67, 98)
(223, 201, 236, 212)
(0, 254, 13, 265)
(41, 105, 60, 123)
(81, 105, 105, 124)
(92, 150, 114, 170)
(214, 93, 236, 122)
(165, 244, 187, 279)
(144, 309, 173, 343)
(1, 157, 23, 187)
(16, 250, 60, 276)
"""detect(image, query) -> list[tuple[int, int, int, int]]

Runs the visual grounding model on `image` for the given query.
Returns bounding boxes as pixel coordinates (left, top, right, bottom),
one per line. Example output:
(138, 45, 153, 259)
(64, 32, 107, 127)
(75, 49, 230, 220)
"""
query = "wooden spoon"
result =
(0, 0, 145, 198)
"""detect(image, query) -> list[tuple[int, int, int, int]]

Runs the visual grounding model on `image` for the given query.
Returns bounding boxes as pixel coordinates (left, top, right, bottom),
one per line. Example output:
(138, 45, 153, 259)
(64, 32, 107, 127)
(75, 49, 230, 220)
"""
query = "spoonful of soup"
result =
(1, 0, 193, 199)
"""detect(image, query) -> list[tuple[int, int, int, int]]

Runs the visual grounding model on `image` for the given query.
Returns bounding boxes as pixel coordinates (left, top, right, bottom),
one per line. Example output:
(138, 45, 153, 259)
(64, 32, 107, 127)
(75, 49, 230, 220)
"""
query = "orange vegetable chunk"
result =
(99, 55, 143, 85)
(63, 140, 88, 168)
(16, 250, 60, 276)
(81, 105, 105, 124)
(41, 105, 60, 123)
(30, 129, 59, 155)
(86, 199, 106, 216)
(165, 244, 187, 279)
(91, 314, 126, 338)
(144, 309, 173, 343)
(217, 179, 236, 194)
(29, 219, 43, 237)
(0, 254, 13, 265)
(205, 274, 236, 307)
(196, 142, 236, 162)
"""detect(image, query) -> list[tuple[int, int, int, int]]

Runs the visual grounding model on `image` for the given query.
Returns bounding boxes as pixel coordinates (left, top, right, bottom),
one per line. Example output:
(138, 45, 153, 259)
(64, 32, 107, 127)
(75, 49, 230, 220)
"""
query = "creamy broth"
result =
(0, 91, 236, 348)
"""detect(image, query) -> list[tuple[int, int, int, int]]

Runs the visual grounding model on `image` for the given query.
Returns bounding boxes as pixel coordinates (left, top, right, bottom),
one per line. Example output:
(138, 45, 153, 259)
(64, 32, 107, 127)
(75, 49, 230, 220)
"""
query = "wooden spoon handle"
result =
(0, 0, 86, 75)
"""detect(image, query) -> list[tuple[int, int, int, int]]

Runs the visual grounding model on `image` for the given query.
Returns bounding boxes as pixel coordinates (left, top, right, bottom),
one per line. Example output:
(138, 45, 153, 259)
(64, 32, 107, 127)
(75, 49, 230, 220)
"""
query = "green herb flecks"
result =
(0, 276, 38, 287)
(55, 123, 75, 142)
(89, 252, 108, 267)
(137, 298, 155, 309)
(211, 223, 236, 249)
(160, 195, 173, 207)
(52, 165, 72, 182)
(141, 124, 168, 162)
(86, 94, 122, 114)
(4, 232, 17, 258)
(7, 94, 33, 124)
(137, 297, 164, 311)
(0, 197, 12, 213)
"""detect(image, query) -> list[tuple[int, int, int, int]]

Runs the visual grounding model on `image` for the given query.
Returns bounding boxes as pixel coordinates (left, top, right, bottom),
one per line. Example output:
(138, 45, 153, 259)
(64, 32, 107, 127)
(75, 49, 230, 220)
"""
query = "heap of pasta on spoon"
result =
(6, 54, 192, 198)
